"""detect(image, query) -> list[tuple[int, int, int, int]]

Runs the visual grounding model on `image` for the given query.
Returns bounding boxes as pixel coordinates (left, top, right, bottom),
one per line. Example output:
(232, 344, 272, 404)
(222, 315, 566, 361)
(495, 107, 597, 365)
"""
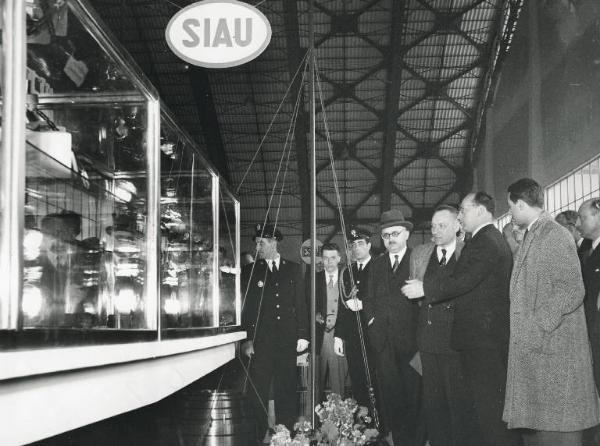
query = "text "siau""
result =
(182, 17, 252, 48)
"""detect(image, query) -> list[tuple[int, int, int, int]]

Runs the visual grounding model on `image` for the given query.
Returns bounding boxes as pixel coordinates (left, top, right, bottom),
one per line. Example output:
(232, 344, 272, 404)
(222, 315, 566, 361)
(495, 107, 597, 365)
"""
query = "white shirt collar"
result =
(527, 218, 539, 233)
(593, 237, 600, 251)
(472, 222, 493, 238)
(388, 247, 407, 266)
(267, 254, 281, 271)
(577, 238, 583, 248)
(437, 239, 456, 261)
(357, 256, 371, 269)
(325, 269, 339, 284)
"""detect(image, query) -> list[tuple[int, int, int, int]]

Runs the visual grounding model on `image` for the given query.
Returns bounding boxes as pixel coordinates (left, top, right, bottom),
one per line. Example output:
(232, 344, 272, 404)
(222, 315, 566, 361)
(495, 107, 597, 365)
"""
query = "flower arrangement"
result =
(270, 393, 379, 445)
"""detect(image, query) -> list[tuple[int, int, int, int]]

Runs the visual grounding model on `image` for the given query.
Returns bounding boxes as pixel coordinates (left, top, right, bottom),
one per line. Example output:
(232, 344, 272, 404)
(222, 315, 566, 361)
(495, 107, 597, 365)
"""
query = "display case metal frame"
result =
(0, 0, 243, 349)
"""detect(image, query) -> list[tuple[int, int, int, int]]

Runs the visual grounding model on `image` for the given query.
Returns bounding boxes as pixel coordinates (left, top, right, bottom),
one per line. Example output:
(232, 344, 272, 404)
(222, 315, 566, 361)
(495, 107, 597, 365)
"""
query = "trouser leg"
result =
(273, 343, 298, 431)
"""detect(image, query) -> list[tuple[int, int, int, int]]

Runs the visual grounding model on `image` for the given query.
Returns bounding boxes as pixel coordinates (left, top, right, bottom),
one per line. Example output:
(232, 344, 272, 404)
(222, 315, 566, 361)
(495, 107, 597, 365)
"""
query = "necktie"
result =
(328, 275, 334, 288)
(271, 260, 278, 273)
(392, 255, 399, 272)
(439, 248, 447, 266)
(358, 263, 363, 272)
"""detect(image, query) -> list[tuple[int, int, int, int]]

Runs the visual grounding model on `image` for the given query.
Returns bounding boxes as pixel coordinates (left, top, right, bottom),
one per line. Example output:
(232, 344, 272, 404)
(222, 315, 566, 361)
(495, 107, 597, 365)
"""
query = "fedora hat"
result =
(379, 209, 413, 231)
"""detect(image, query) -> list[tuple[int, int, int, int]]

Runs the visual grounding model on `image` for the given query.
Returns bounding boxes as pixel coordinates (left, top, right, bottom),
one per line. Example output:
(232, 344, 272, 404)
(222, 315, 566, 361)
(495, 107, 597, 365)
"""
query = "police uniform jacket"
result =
(336, 260, 371, 347)
(241, 258, 308, 348)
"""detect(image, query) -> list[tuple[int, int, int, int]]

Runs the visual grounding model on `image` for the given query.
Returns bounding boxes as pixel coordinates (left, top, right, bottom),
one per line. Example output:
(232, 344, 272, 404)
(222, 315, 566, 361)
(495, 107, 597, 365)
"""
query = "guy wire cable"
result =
(236, 49, 310, 195)
(240, 54, 309, 315)
(239, 55, 308, 413)
(314, 57, 380, 429)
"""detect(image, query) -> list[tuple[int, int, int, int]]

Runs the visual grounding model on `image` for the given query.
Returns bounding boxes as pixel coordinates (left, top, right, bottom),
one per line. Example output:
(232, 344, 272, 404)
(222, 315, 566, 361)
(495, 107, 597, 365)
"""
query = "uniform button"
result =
(428, 304, 432, 308)
(275, 283, 279, 286)
(276, 304, 280, 308)
(277, 316, 280, 320)
(427, 321, 432, 325)
(357, 280, 361, 284)
(275, 293, 279, 297)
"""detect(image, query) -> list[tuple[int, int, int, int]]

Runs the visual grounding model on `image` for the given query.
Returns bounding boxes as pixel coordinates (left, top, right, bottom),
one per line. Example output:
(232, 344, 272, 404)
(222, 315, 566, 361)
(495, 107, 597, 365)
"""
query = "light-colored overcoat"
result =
(503, 212, 600, 431)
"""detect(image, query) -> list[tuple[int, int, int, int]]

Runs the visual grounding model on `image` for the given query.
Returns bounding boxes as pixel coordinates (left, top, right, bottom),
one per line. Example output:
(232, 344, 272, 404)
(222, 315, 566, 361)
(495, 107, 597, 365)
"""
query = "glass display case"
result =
(0, 0, 241, 349)
(159, 113, 218, 332)
(218, 183, 240, 327)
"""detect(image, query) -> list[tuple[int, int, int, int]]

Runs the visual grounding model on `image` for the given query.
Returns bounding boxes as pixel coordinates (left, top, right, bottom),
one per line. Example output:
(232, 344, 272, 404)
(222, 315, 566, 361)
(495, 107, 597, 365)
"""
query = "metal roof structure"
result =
(93, 0, 522, 241)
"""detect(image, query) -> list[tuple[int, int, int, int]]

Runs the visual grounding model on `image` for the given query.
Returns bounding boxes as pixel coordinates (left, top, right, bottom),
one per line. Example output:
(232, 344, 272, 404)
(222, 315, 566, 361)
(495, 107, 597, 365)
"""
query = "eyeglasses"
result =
(381, 231, 405, 240)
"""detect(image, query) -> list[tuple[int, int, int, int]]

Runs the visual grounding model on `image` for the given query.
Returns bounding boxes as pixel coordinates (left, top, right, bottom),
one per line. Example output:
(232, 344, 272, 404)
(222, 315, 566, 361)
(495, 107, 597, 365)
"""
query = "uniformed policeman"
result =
(241, 224, 309, 440)
(334, 227, 378, 409)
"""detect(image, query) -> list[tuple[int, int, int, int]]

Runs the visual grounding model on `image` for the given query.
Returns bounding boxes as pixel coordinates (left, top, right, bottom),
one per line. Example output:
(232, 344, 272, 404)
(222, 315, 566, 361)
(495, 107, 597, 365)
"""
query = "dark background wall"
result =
(478, 0, 600, 215)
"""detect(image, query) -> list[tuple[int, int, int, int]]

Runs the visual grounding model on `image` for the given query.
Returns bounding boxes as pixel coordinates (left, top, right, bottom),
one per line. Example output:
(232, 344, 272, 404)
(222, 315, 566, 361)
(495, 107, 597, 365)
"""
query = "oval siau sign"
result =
(165, 0, 272, 69)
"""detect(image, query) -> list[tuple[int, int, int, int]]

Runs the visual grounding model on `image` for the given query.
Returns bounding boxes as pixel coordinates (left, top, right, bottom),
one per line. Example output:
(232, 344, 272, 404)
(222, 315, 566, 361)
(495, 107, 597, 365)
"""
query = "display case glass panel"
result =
(0, 0, 7, 327)
(218, 187, 239, 327)
(22, 101, 151, 330)
(26, 0, 136, 94)
(160, 120, 216, 330)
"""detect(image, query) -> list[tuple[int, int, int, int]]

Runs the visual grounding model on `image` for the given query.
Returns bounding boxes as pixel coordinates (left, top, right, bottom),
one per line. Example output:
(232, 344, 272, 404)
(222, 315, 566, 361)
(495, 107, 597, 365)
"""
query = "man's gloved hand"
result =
(334, 337, 345, 356)
(347, 298, 363, 311)
(296, 338, 309, 352)
(402, 279, 425, 299)
(242, 340, 254, 357)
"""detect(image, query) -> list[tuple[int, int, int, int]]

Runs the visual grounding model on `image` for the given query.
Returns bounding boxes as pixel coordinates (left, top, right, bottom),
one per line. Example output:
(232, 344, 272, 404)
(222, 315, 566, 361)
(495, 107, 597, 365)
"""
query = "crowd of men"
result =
(241, 177, 600, 446)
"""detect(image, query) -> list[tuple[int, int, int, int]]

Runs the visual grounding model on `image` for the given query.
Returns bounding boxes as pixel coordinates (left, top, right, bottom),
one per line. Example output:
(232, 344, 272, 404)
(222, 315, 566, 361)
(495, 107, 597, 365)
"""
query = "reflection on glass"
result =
(22, 104, 149, 329)
(26, 2, 134, 93)
(0, 0, 5, 326)
(219, 191, 238, 327)
(160, 128, 215, 329)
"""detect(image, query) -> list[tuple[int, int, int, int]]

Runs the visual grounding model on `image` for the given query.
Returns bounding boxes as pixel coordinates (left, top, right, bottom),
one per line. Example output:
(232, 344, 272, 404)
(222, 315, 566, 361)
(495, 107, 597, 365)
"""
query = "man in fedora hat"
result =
(241, 224, 309, 441)
(363, 209, 420, 445)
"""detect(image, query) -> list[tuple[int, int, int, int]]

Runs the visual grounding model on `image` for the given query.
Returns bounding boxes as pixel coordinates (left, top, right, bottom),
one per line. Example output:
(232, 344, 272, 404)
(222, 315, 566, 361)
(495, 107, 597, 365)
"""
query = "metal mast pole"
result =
(308, 0, 317, 428)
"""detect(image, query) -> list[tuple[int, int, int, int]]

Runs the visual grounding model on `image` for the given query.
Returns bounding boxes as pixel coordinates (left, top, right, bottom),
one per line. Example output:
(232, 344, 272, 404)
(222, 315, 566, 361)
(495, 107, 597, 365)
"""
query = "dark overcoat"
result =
(364, 249, 419, 355)
(422, 224, 512, 352)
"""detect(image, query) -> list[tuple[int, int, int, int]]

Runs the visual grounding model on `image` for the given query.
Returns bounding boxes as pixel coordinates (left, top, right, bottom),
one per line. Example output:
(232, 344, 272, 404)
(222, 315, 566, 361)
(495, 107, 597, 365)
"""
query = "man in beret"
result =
(241, 224, 309, 441)
(363, 210, 420, 445)
(334, 227, 379, 410)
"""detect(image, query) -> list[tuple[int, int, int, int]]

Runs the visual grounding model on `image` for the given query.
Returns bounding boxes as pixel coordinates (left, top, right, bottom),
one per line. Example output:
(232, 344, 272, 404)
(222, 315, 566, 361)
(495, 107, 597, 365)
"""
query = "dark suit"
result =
(579, 237, 593, 264)
(241, 258, 308, 434)
(416, 245, 473, 446)
(423, 224, 519, 446)
(582, 242, 600, 394)
(336, 260, 377, 408)
(364, 249, 420, 445)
